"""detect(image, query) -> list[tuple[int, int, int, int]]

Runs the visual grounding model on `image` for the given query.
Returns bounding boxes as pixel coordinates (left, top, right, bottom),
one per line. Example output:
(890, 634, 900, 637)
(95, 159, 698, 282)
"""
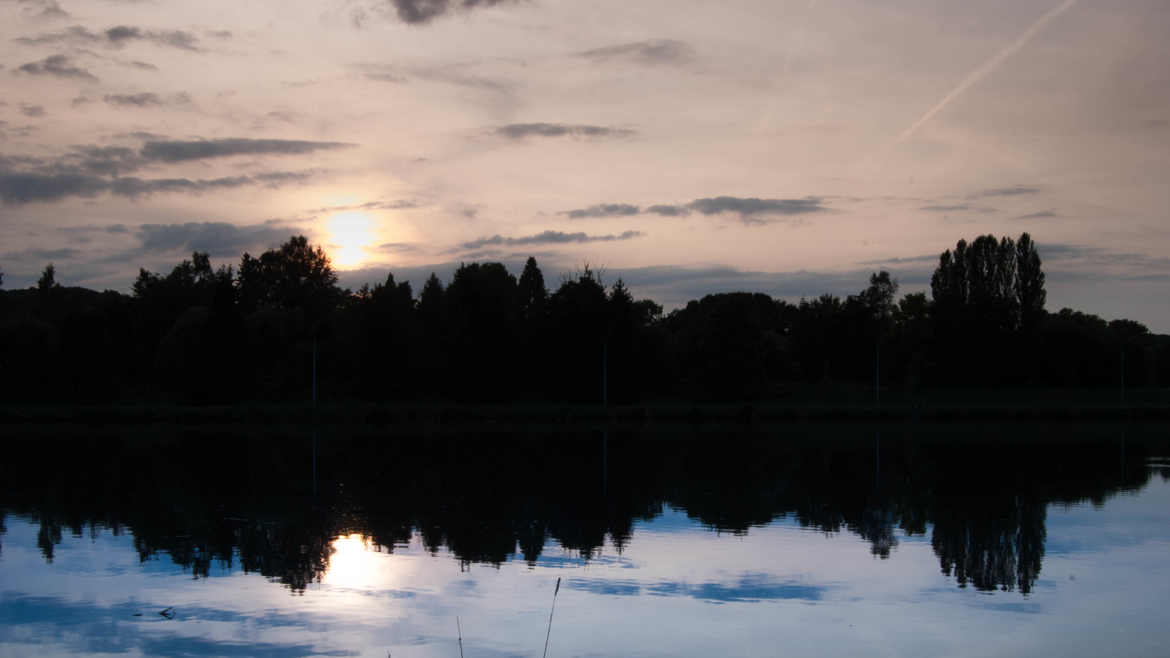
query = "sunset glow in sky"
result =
(1, 0, 1167, 328)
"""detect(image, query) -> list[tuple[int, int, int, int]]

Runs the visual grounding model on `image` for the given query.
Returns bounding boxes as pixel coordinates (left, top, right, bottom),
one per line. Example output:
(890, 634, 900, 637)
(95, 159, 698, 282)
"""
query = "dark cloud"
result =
(139, 138, 352, 162)
(135, 222, 291, 257)
(971, 185, 1041, 198)
(1, 247, 83, 263)
(411, 66, 511, 93)
(250, 171, 319, 187)
(376, 242, 417, 253)
(309, 199, 419, 214)
(15, 55, 99, 82)
(0, 136, 334, 200)
(102, 93, 163, 107)
(59, 224, 131, 240)
(561, 196, 827, 224)
(858, 253, 939, 266)
(389, 0, 520, 25)
(126, 60, 160, 71)
(0, 172, 108, 203)
(0, 170, 318, 204)
(687, 196, 825, 218)
(16, 24, 202, 51)
(360, 62, 512, 93)
(18, 104, 45, 117)
(63, 145, 146, 176)
(563, 203, 640, 219)
(577, 39, 695, 65)
(646, 204, 689, 216)
(1016, 210, 1059, 220)
(460, 229, 643, 250)
(920, 203, 994, 213)
(495, 123, 635, 139)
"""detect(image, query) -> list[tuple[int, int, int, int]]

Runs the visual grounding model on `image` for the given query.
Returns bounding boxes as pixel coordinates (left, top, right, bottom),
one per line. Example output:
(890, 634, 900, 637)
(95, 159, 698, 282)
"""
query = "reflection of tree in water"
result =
(931, 495, 1046, 593)
(0, 430, 1158, 595)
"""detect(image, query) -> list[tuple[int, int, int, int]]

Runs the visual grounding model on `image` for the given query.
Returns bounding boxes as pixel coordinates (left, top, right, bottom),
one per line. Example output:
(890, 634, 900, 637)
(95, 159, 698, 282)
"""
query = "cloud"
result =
(460, 229, 643, 250)
(0, 173, 108, 203)
(495, 123, 635, 140)
(0, 170, 318, 204)
(18, 104, 46, 117)
(0, 135, 334, 203)
(375, 242, 417, 253)
(1016, 210, 1059, 220)
(561, 196, 828, 225)
(59, 145, 146, 176)
(309, 199, 419, 214)
(1, 247, 83, 263)
(360, 62, 513, 94)
(16, 24, 203, 51)
(15, 55, 99, 82)
(920, 204, 995, 213)
(16, 0, 68, 20)
(563, 203, 641, 219)
(687, 196, 825, 217)
(646, 204, 689, 216)
(102, 93, 163, 107)
(388, 0, 520, 25)
(135, 222, 291, 257)
(139, 138, 352, 162)
(858, 253, 939, 266)
(577, 39, 695, 65)
(971, 185, 1041, 198)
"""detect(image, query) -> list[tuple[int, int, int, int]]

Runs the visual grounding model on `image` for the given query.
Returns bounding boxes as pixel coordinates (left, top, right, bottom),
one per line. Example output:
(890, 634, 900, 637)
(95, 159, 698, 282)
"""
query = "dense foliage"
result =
(0, 233, 1166, 404)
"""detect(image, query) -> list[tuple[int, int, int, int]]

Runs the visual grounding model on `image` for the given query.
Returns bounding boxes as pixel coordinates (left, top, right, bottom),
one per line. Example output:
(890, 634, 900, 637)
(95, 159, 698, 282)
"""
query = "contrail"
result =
(897, 0, 1079, 144)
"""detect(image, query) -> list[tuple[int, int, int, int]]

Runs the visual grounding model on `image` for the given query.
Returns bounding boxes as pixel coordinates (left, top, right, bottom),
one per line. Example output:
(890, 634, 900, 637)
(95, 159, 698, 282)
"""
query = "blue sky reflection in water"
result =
(2, 460, 1170, 657)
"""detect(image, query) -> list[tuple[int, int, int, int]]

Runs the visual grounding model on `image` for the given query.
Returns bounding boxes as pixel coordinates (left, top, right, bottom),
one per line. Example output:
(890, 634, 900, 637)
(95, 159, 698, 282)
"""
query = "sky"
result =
(1, 0, 1168, 329)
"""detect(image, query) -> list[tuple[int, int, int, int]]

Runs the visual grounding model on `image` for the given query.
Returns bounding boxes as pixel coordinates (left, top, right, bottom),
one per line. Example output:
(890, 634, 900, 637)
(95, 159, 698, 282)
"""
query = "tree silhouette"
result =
(446, 262, 519, 400)
(37, 263, 57, 292)
(1015, 233, 1046, 333)
(518, 256, 548, 322)
(238, 235, 340, 321)
(549, 267, 609, 401)
(1, 230, 1165, 404)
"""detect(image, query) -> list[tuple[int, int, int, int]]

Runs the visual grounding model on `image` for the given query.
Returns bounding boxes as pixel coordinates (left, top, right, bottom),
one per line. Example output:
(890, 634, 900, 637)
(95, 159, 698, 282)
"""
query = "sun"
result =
(328, 212, 375, 268)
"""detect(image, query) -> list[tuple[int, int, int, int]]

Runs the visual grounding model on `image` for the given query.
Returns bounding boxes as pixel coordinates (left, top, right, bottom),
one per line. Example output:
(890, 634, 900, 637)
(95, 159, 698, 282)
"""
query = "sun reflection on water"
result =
(324, 533, 382, 589)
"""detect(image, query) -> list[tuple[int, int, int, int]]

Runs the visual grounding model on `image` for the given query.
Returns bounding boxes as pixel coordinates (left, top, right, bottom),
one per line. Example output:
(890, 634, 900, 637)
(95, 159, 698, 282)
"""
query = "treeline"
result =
(0, 232, 1167, 404)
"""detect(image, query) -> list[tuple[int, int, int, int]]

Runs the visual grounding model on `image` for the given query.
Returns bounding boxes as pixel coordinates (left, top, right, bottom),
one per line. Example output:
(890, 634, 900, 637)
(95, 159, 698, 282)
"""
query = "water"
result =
(1, 426, 1168, 657)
